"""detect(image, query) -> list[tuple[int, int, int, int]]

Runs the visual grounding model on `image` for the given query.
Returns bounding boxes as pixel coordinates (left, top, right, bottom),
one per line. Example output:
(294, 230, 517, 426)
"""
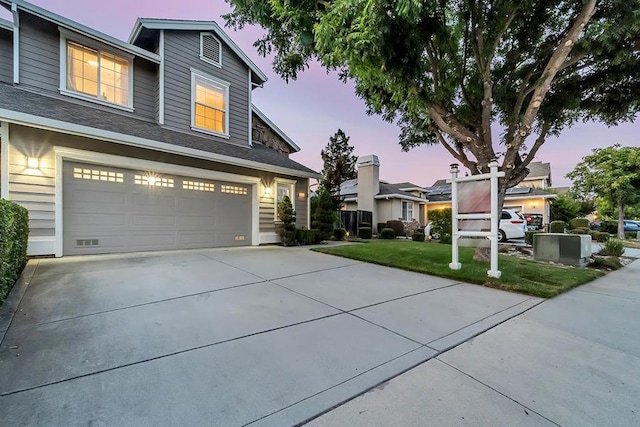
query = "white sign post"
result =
(448, 160, 505, 278)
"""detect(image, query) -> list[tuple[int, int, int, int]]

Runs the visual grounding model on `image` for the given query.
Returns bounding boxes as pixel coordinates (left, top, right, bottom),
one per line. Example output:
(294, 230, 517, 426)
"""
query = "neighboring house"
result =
(425, 161, 558, 225)
(0, 0, 320, 256)
(340, 155, 428, 231)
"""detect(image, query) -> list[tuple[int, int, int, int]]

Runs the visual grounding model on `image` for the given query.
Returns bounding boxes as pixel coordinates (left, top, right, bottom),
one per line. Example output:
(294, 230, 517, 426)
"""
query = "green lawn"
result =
(313, 240, 604, 298)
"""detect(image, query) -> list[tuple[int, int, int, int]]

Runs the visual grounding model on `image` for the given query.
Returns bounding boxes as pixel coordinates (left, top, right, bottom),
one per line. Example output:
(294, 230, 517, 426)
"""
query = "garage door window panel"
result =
(134, 175, 174, 188)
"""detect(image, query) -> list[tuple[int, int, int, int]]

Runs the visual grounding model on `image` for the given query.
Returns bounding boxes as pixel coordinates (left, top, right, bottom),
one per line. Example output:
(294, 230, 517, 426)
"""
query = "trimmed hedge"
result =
(569, 218, 590, 230)
(294, 229, 322, 245)
(358, 227, 372, 240)
(525, 230, 543, 246)
(592, 231, 610, 242)
(601, 221, 618, 234)
(385, 220, 405, 237)
(412, 232, 425, 242)
(549, 220, 566, 233)
(439, 233, 452, 244)
(333, 228, 346, 241)
(379, 228, 396, 239)
(1, 200, 29, 305)
(567, 227, 590, 235)
(376, 222, 387, 234)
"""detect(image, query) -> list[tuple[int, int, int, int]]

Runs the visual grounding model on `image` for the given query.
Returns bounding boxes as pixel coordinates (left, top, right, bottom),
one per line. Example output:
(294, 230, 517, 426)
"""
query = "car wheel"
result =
(498, 229, 507, 243)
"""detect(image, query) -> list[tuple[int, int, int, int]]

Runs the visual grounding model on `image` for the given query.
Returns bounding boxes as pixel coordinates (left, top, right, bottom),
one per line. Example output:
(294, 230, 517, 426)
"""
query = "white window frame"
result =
(274, 178, 296, 220)
(190, 68, 230, 138)
(199, 32, 222, 68)
(401, 200, 414, 221)
(59, 28, 134, 112)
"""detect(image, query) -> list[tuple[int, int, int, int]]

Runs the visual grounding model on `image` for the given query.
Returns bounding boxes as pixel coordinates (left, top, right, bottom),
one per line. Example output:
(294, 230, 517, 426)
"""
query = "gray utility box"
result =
(533, 233, 592, 267)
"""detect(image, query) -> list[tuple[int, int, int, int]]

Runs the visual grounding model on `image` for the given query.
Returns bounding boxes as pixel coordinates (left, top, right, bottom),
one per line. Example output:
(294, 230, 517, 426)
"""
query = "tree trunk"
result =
(617, 199, 625, 240)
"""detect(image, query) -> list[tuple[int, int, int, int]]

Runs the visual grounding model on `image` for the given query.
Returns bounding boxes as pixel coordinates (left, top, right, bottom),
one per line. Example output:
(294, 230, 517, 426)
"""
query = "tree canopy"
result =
(225, 0, 640, 198)
(319, 129, 357, 208)
(567, 145, 640, 238)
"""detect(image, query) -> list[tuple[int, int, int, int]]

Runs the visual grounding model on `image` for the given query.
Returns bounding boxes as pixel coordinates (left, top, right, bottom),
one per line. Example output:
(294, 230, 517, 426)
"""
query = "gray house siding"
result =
(295, 179, 309, 229)
(132, 58, 158, 120)
(17, 11, 157, 121)
(162, 30, 250, 146)
(18, 12, 59, 92)
(0, 30, 13, 83)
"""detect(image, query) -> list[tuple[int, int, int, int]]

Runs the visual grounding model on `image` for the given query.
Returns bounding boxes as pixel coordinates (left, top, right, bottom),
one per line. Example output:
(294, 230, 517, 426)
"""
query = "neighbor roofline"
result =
(0, 16, 11, 31)
(252, 105, 300, 152)
(398, 186, 427, 192)
(129, 18, 268, 83)
(0, 108, 320, 179)
(425, 193, 558, 204)
(375, 194, 427, 203)
(1, 0, 160, 63)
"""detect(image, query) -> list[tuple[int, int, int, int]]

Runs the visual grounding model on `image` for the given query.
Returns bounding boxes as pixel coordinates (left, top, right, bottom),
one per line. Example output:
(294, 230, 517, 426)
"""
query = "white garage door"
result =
(63, 162, 252, 255)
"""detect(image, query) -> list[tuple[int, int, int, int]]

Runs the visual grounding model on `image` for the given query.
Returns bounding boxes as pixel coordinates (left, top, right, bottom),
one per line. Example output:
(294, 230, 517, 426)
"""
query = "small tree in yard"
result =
(277, 195, 296, 246)
(319, 129, 357, 210)
(568, 145, 640, 239)
(312, 188, 336, 241)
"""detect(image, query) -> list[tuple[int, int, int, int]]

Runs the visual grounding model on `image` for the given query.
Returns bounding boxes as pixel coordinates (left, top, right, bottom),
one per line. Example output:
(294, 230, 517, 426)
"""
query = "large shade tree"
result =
(225, 0, 640, 209)
(567, 145, 640, 238)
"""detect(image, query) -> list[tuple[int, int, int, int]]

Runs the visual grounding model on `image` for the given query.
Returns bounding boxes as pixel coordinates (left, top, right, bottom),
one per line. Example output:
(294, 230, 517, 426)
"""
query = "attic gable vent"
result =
(200, 33, 222, 67)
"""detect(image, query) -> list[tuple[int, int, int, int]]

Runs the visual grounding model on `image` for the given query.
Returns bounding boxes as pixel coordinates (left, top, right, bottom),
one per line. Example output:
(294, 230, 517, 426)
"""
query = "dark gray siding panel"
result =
(163, 30, 250, 146)
(0, 30, 12, 83)
(133, 58, 158, 120)
(19, 12, 59, 91)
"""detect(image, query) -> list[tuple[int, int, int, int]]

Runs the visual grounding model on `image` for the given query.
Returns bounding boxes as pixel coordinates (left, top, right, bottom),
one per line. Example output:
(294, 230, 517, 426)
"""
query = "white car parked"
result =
(499, 209, 527, 242)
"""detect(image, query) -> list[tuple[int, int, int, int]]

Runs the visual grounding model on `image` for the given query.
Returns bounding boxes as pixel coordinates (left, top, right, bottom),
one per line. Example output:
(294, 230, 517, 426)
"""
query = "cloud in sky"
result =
(16, 0, 640, 187)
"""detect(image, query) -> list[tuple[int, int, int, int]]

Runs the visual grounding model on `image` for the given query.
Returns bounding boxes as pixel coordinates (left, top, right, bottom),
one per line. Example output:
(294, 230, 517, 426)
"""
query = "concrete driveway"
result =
(0, 246, 540, 426)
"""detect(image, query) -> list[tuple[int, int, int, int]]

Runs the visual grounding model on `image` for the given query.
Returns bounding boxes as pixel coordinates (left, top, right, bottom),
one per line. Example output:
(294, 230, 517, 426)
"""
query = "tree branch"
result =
(506, 0, 597, 167)
(506, 121, 551, 187)
(433, 128, 478, 173)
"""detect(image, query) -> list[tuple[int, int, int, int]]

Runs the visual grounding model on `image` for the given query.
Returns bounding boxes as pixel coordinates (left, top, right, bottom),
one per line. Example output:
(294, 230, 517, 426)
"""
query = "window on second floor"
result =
(401, 201, 414, 221)
(63, 39, 133, 109)
(191, 70, 230, 137)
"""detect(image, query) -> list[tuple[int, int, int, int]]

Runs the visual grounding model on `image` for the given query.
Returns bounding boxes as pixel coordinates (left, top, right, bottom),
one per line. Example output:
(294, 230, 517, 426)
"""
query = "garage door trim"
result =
(53, 146, 260, 256)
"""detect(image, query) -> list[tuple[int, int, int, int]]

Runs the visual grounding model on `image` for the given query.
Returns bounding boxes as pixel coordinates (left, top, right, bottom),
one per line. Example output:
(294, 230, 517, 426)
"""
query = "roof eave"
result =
(2, 0, 160, 63)
(0, 108, 320, 179)
(0, 16, 12, 31)
(252, 105, 300, 152)
(130, 18, 268, 83)
(375, 194, 427, 203)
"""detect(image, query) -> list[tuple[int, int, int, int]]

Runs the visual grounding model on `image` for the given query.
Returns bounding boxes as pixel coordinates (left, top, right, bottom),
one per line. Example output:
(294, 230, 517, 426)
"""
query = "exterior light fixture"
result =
(263, 186, 273, 198)
(297, 191, 306, 198)
(27, 156, 40, 169)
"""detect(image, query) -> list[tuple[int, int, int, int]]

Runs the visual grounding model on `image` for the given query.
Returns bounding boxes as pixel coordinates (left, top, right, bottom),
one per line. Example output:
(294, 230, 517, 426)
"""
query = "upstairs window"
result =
(191, 70, 229, 137)
(63, 36, 133, 110)
(200, 33, 222, 67)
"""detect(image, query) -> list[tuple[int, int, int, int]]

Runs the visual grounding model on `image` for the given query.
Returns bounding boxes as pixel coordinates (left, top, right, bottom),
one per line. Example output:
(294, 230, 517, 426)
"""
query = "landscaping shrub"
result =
(568, 227, 590, 235)
(412, 232, 425, 242)
(295, 229, 321, 245)
(376, 222, 387, 234)
(277, 196, 296, 246)
(385, 220, 405, 237)
(358, 227, 372, 240)
(0, 200, 29, 305)
(379, 228, 396, 239)
(625, 231, 639, 240)
(312, 189, 336, 241)
(525, 230, 543, 246)
(429, 208, 452, 238)
(569, 217, 590, 230)
(592, 231, 610, 242)
(333, 228, 346, 241)
(549, 220, 566, 233)
(590, 256, 622, 271)
(438, 233, 452, 244)
(598, 239, 625, 257)
(601, 221, 618, 234)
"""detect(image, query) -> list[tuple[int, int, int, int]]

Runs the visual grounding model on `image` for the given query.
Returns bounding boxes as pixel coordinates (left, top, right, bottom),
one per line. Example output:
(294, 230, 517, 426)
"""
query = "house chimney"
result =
(357, 155, 380, 217)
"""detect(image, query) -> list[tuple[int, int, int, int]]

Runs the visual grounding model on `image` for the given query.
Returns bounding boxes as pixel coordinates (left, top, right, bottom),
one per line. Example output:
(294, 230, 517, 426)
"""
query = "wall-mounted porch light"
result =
(297, 191, 306, 198)
(263, 186, 273, 198)
(27, 156, 40, 169)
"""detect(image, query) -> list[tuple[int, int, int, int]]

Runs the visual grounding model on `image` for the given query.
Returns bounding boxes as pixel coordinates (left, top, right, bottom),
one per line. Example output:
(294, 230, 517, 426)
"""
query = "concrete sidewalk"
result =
(310, 259, 640, 426)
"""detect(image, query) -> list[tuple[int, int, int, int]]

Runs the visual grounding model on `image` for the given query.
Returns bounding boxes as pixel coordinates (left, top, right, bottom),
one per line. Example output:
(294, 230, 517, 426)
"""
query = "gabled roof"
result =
(252, 105, 299, 152)
(0, 84, 319, 179)
(129, 18, 267, 83)
(425, 185, 557, 203)
(339, 180, 427, 203)
(0, 0, 160, 63)
(0, 16, 12, 31)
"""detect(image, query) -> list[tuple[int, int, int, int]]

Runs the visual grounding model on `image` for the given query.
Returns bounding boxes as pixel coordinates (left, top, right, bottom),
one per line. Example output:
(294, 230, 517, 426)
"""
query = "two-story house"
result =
(0, 0, 320, 257)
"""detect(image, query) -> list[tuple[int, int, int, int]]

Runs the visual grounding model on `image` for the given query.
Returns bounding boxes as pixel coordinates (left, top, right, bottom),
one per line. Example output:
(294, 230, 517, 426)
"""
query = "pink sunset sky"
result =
(3, 0, 638, 187)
